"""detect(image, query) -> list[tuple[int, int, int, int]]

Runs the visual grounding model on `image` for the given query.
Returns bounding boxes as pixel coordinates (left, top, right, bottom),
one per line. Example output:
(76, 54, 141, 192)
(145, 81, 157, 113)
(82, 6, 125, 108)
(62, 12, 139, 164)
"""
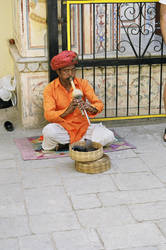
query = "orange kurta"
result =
(43, 77, 103, 144)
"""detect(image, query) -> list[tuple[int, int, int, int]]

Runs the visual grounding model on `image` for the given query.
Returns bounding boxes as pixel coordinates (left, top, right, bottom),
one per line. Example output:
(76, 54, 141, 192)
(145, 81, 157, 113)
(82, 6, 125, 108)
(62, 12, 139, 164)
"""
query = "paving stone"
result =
(97, 222, 166, 249)
(119, 247, 158, 250)
(0, 134, 15, 142)
(0, 137, 20, 159)
(21, 167, 62, 188)
(135, 143, 166, 154)
(128, 134, 164, 154)
(52, 229, 103, 250)
(0, 183, 25, 216)
(151, 167, 166, 184)
(112, 157, 150, 173)
(98, 188, 166, 207)
(70, 194, 101, 210)
(19, 235, 54, 250)
(0, 152, 15, 160)
(0, 239, 19, 250)
(113, 125, 147, 137)
(158, 245, 166, 250)
(20, 158, 68, 170)
(111, 173, 164, 190)
(143, 123, 166, 134)
(64, 175, 117, 195)
(20, 159, 59, 169)
(129, 201, 166, 221)
(24, 186, 72, 215)
(76, 206, 135, 228)
(56, 159, 89, 178)
(0, 159, 17, 169)
(29, 212, 80, 233)
(139, 152, 166, 170)
(0, 142, 19, 151)
(0, 216, 30, 237)
(1, 123, 166, 249)
(0, 168, 21, 185)
(156, 219, 166, 237)
(108, 149, 137, 160)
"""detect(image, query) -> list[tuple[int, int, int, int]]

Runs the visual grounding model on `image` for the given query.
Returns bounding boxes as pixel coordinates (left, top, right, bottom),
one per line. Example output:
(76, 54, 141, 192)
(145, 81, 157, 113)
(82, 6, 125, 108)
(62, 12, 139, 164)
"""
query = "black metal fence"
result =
(47, 1, 166, 120)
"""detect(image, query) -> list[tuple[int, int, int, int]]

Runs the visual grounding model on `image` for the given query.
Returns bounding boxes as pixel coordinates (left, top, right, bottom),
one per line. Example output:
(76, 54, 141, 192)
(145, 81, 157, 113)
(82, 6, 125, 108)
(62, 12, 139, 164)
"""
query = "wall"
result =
(0, 0, 14, 78)
(8, 0, 165, 128)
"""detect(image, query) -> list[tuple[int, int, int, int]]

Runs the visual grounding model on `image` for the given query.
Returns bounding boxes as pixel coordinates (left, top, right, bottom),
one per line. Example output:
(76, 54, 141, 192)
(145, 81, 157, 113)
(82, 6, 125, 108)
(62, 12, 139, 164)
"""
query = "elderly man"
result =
(160, 0, 166, 141)
(42, 50, 115, 151)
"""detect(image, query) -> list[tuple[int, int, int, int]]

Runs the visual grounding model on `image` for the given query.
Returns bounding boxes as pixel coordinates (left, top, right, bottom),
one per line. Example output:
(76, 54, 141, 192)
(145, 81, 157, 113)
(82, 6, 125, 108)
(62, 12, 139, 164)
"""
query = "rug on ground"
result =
(14, 131, 136, 161)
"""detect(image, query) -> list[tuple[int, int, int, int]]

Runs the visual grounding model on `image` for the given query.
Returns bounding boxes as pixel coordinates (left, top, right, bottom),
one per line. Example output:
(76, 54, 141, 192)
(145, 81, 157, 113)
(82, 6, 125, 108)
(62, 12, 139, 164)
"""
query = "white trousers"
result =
(42, 123, 115, 150)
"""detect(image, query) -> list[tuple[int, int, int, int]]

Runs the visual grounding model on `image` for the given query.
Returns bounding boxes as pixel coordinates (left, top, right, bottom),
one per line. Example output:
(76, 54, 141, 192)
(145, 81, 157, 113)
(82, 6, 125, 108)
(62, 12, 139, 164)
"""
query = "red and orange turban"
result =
(50, 50, 78, 71)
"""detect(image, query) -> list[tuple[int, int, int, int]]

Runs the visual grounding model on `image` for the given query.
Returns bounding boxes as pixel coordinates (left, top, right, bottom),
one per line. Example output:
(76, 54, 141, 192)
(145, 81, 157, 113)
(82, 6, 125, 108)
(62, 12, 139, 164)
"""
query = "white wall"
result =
(0, 0, 14, 78)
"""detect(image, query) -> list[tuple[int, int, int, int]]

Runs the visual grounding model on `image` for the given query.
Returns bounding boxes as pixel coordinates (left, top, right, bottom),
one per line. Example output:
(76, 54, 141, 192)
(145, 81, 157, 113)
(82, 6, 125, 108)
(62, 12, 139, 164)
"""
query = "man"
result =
(42, 50, 115, 150)
(160, 0, 166, 141)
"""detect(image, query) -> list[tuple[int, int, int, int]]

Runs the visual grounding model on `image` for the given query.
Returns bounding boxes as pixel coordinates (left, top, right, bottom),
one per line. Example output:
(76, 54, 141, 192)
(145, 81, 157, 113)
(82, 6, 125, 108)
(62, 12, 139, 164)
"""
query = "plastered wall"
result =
(0, 0, 14, 78)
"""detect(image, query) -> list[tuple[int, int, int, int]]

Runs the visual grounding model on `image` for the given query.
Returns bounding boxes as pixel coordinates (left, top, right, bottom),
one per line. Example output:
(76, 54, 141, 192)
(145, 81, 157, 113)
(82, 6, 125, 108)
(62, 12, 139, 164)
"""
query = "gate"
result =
(47, 0, 166, 122)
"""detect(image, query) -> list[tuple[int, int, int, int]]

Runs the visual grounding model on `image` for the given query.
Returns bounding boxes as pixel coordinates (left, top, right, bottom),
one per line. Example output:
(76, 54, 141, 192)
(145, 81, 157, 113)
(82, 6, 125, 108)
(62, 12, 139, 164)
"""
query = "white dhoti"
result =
(42, 122, 116, 150)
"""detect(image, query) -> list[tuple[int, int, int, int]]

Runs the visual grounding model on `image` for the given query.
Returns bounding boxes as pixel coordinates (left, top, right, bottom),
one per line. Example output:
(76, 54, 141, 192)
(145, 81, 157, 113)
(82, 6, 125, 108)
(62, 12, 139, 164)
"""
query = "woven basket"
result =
(75, 154, 111, 174)
(69, 141, 103, 162)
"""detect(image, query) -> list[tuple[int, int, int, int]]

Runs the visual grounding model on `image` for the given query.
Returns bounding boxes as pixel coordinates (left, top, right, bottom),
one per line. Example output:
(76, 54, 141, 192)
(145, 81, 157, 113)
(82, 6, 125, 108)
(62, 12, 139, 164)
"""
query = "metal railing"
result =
(47, 0, 166, 121)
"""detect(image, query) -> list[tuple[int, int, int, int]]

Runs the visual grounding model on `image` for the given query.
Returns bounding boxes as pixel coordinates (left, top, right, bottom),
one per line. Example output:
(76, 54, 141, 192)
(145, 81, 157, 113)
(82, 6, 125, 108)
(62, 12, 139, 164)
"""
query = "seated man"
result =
(42, 50, 115, 151)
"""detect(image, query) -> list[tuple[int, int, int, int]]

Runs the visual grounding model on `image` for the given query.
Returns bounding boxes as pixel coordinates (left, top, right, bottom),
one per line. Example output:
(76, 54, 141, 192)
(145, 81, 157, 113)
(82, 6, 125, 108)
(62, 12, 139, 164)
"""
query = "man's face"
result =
(57, 65, 76, 82)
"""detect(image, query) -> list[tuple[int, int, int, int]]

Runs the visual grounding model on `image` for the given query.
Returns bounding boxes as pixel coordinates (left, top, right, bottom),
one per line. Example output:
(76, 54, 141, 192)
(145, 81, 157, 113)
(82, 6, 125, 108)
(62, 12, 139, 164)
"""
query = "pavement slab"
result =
(1, 121, 166, 249)
(97, 222, 166, 249)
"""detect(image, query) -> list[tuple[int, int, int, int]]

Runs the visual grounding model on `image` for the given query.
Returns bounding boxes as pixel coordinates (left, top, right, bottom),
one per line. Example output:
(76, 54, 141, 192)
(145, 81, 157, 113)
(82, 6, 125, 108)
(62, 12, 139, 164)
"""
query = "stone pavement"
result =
(1, 120, 166, 250)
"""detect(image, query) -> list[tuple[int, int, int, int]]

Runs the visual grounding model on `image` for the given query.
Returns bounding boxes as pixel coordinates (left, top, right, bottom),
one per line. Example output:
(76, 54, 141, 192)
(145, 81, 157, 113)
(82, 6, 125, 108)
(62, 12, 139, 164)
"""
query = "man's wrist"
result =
(88, 105, 98, 114)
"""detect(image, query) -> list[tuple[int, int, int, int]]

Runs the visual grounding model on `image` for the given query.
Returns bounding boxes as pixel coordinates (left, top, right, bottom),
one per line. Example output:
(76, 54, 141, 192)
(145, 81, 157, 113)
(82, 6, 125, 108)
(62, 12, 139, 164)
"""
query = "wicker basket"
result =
(69, 141, 103, 162)
(75, 154, 111, 174)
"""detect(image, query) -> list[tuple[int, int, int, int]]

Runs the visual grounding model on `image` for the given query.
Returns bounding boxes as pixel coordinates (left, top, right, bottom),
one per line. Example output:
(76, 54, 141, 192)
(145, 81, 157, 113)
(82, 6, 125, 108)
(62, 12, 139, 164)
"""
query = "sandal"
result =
(4, 121, 14, 132)
(163, 128, 166, 142)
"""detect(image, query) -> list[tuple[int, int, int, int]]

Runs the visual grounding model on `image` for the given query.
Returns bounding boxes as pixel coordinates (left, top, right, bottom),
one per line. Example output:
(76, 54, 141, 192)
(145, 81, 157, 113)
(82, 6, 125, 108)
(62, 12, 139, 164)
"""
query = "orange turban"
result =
(50, 50, 78, 70)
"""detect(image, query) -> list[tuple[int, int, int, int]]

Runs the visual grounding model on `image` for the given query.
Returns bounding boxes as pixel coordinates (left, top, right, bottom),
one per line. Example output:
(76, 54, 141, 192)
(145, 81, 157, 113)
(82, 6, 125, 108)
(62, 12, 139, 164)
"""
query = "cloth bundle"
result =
(0, 75, 16, 108)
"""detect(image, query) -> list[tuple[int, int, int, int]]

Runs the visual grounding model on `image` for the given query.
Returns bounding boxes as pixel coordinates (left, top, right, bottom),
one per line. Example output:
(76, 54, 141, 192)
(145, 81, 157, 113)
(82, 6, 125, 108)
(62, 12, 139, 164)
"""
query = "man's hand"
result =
(60, 98, 78, 118)
(75, 99, 98, 115)
(67, 98, 79, 113)
(84, 103, 98, 115)
(60, 99, 98, 118)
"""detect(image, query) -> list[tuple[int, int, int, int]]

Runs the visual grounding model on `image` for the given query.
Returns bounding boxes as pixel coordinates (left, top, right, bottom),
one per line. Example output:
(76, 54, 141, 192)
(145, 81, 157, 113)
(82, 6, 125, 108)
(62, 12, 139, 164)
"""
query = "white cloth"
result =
(42, 123, 70, 150)
(42, 122, 116, 150)
(0, 75, 16, 105)
(91, 123, 116, 146)
(159, 0, 166, 4)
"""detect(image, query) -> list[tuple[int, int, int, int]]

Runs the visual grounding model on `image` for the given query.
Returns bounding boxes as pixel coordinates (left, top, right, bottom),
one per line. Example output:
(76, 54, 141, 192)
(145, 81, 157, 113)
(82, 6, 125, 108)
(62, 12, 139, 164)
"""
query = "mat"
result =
(14, 131, 136, 161)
